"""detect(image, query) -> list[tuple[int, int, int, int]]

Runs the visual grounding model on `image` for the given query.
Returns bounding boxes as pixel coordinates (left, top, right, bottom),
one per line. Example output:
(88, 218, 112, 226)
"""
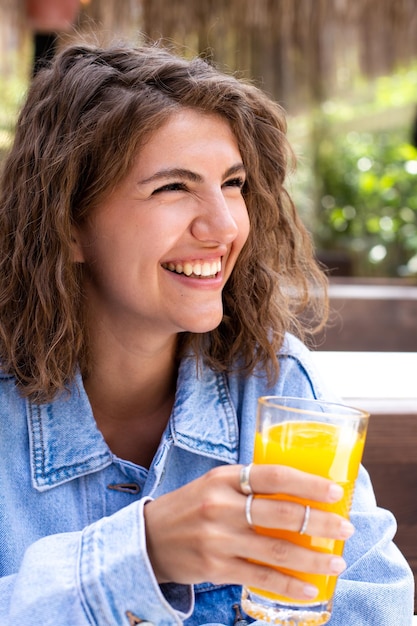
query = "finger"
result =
(194, 549, 323, 601)
(240, 464, 344, 503)
(234, 532, 347, 579)
(248, 496, 355, 540)
(199, 467, 348, 538)
(226, 557, 322, 601)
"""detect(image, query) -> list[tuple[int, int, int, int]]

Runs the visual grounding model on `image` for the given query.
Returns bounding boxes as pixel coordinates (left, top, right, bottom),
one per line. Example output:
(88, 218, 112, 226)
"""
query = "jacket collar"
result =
(170, 356, 239, 462)
(27, 358, 239, 492)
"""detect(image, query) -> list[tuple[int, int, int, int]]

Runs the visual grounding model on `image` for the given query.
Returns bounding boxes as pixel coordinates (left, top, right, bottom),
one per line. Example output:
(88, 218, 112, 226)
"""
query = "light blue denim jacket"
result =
(0, 334, 414, 625)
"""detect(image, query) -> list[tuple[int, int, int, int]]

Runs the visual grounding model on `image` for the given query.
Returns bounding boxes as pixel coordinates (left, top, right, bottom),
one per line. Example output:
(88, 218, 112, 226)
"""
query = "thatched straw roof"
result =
(75, 0, 417, 111)
(2, 1, 417, 110)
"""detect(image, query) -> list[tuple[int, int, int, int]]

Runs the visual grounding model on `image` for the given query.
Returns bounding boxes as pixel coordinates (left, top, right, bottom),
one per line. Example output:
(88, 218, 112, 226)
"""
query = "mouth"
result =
(161, 258, 222, 279)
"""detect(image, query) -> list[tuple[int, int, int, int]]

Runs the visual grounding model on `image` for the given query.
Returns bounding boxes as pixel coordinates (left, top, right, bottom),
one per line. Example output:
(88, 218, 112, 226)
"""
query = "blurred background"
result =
(2, 0, 417, 280)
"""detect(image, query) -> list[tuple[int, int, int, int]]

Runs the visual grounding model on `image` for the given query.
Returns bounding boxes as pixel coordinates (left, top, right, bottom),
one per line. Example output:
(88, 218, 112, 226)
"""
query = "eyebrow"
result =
(138, 163, 246, 186)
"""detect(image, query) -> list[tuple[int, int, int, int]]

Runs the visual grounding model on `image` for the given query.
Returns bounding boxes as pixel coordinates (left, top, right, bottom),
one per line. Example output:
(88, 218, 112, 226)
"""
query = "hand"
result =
(143, 464, 354, 601)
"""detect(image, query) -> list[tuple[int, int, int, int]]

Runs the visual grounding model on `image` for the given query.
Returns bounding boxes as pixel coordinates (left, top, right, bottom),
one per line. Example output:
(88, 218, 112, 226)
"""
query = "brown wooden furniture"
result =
(312, 350, 417, 610)
(314, 278, 417, 352)
(362, 408, 417, 611)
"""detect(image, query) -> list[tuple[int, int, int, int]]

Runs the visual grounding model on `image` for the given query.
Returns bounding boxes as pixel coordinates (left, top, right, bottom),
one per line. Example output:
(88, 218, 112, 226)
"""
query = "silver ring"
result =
(245, 494, 254, 527)
(239, 463, 253, 495)
(299, 505, 311, 535)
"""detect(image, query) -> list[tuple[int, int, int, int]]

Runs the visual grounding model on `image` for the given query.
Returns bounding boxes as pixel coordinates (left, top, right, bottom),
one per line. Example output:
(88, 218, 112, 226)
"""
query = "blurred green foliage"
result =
(315, 128, 417, 277)
(0, 76, 26, 161)
(290, 65, 417, 277)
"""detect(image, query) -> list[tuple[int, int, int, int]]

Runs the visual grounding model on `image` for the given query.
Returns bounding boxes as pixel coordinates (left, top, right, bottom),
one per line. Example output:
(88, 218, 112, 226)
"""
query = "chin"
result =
(184, 313, 223, 335)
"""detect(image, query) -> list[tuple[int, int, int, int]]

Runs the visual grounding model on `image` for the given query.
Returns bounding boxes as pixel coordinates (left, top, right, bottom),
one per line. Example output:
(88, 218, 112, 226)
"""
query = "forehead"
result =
(146, 107, 236, 144)
(133, 108, 242, 170)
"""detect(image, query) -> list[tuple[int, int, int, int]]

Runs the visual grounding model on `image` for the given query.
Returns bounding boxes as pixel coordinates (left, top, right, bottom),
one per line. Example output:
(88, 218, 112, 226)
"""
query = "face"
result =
(73, 109, 250, 347)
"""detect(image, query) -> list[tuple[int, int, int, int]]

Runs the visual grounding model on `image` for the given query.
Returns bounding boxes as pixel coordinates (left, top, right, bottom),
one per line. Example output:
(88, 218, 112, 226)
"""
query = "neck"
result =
(83, 326, 179, 467)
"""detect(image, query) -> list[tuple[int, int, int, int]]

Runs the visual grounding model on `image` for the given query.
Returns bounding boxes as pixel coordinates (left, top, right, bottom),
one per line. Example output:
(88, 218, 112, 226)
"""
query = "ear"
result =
(70, 226, 85, 263)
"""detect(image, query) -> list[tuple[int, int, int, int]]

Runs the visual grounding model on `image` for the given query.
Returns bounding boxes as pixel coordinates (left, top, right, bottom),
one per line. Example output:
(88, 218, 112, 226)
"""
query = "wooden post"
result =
(25, 0, 81, 75)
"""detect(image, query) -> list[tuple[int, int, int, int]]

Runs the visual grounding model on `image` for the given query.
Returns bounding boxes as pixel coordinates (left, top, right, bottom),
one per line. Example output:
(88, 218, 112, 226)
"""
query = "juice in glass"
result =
(241, 396, 369, 625)
(250, 420, 365, 603)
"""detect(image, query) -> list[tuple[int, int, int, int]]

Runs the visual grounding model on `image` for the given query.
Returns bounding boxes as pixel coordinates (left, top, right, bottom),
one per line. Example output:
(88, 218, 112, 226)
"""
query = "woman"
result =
(0, 42, 413, 625)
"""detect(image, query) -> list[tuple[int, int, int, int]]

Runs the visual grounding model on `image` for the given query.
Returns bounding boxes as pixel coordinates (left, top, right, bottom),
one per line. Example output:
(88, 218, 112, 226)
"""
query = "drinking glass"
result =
(241, 395, 369, 625)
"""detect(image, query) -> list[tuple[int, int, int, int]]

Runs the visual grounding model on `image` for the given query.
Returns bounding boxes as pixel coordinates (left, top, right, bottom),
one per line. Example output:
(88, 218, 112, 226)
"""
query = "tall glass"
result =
(241, 396, 369, 625)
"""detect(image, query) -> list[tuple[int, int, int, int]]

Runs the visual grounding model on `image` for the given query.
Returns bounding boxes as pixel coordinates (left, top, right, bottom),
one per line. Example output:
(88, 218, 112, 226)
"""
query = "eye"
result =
(223, 176, 246, 191)
(152, 181, 187, 195)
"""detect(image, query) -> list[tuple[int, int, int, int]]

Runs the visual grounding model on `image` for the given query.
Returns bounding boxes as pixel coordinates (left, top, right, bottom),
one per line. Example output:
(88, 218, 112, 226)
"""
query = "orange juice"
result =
(250, 420, 366, 603)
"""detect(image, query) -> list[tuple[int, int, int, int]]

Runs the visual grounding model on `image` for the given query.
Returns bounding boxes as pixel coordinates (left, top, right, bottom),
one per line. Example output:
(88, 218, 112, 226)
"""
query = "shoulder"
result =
(226, 334, 341, 460)
(276, 333, 340, 401)
(0, 368, 24, 406)
(0, 371, 30, 458)
(227, 333, 341, 409)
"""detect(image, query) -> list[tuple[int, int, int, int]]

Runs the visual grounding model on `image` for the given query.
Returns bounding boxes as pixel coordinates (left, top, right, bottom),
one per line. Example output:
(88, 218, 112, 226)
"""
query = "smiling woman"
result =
(0, 40, 413, 626)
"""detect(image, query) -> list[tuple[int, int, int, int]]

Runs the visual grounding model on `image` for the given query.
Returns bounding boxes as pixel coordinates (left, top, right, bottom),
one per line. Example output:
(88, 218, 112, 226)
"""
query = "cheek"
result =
(225, 207, 250, 279)
(236, 204, 251, 250)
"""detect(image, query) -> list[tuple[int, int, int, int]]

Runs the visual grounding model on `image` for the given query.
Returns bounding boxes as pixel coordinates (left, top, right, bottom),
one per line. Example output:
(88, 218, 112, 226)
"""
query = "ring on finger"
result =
(299, 504, 311, 535)
(239, 463, 253, 495)
(245, 494, 254, 527)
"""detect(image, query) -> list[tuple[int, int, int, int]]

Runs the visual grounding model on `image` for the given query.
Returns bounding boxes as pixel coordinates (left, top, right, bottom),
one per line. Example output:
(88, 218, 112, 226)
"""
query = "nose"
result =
(191, 190, 241, 244)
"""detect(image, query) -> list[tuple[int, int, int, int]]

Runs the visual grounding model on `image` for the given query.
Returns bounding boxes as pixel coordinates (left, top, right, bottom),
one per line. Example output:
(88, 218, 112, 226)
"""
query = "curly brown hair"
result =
(0, 41, 327, 402)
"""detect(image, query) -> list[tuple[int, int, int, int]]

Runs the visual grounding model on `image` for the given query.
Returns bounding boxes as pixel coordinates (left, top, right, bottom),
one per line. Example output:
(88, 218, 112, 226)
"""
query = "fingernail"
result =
(330, 557, 346, 574)
(339, 520, 355, 539)
(328, 484, 344, 502)
(303, 584, 319, 599)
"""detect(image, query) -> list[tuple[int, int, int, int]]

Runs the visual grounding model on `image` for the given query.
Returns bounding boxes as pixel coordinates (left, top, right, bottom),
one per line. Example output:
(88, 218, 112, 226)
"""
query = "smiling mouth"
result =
(162, 258, 222, 278)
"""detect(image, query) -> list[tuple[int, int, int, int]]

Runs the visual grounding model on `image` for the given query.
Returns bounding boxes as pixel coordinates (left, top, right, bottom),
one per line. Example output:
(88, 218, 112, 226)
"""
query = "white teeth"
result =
(202, 261, 211, 276)
(183, 262, 193, 276)
(193, 262, 202, 276)
(163, 258, 221, 277)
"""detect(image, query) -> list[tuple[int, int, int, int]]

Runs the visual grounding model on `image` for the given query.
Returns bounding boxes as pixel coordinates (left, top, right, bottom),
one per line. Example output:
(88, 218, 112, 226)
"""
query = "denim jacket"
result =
(0, 334, 414, 625)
